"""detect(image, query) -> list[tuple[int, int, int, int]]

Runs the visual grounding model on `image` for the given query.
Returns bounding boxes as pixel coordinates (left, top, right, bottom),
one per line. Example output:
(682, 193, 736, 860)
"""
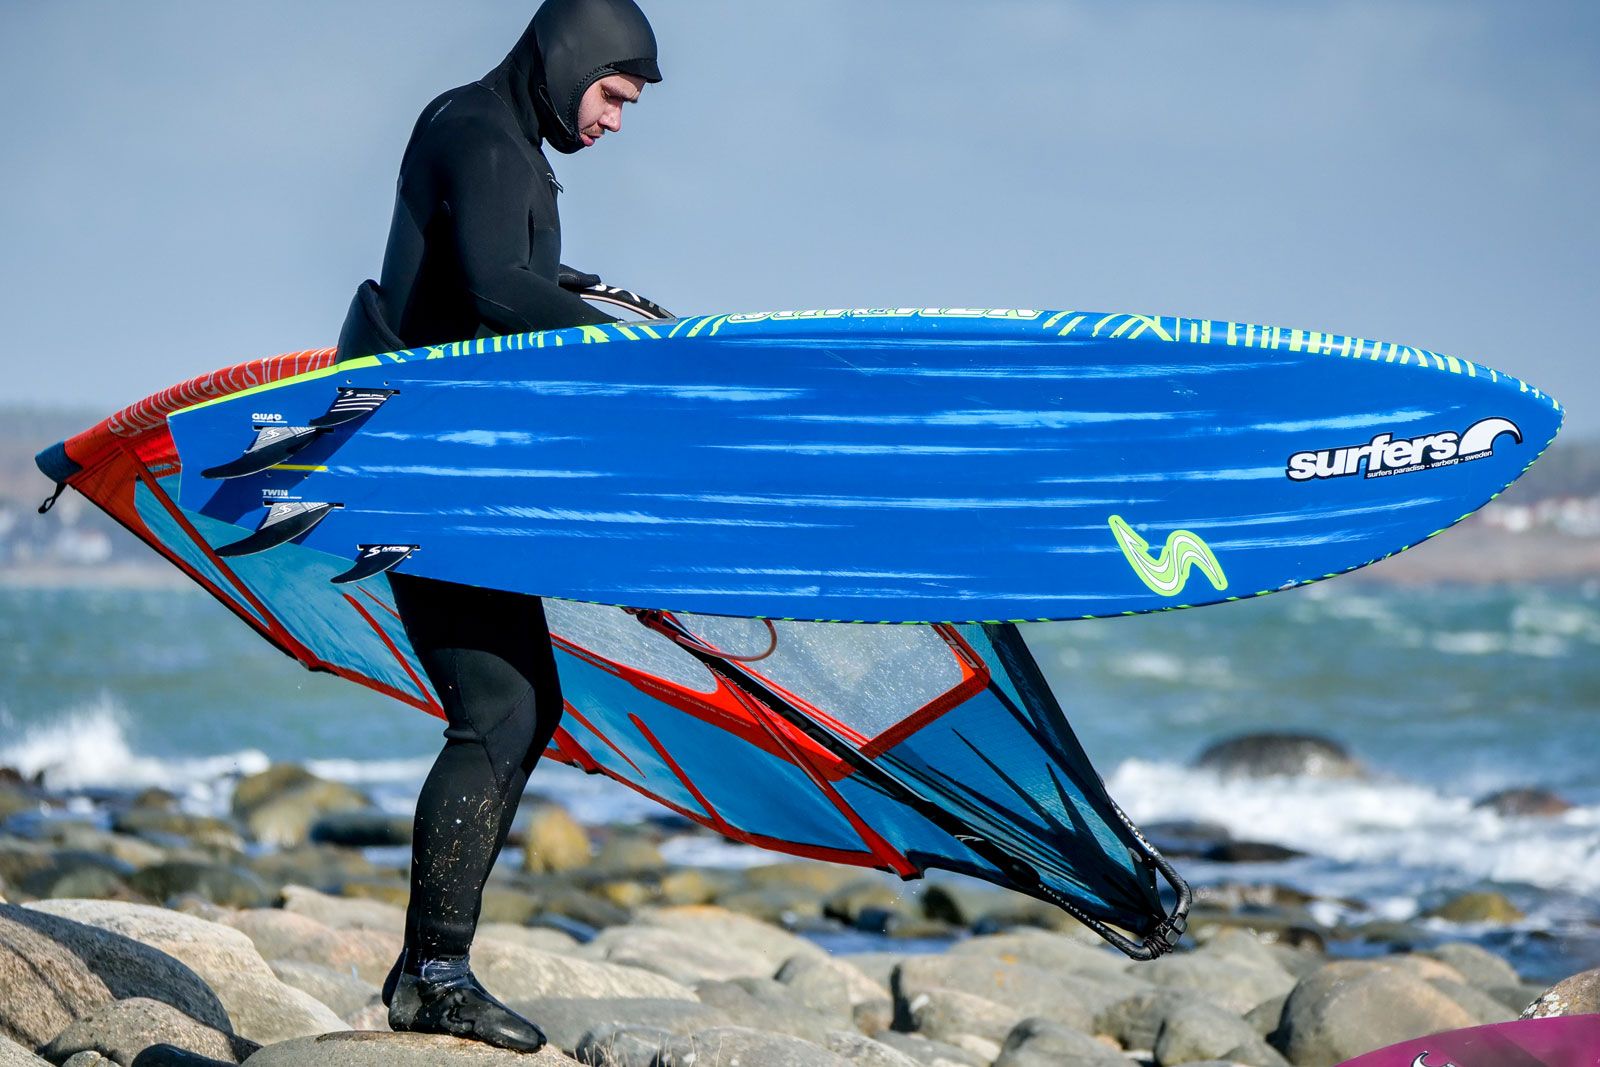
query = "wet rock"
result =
(471, 938, 696, 1002)
(520, 805, 591, 875)
(109, 812, 242, 853)
(1521, 966, 1600, 1018)
(1194, 733, 1365, 779)
(578, 924, 773, 985)
(25, 899, 343, 1045)
(1421, 941, 1520, 990)
(508, 997, 725, 1055)
(226, 909, 399, 985)
(657, 1027, 851, 1067)
(278, 885, 404, 933)
(0, 904, 232, 1047)
(991, 1018, 1125, 1067)
(0, 1034, 51, 1066)
(1142, 819, 1234, 857)
(1474, 787, 1573, 817)
(129, 863, 271, 909)
(39, 997, 259, 1066)
(239, 1030, 578, 1064)
(777, 954, 890, 1015)
(306, 811, 411, 849)
(131, 788, 179, 811)
(693, 977, 850, 1035)
(270, 960, 380, 1021)
(1273, 960, 1478, 1064)
(1152, 999, 1289, 1066)
(1203, 840, 1307, 863)
(1424, 890, 1525, 923)
(642, 906, 829, 972)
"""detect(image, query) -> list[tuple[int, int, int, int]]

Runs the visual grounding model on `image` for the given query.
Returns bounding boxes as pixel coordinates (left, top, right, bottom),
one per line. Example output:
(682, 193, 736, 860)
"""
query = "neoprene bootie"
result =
(386, 955, 546, 1053)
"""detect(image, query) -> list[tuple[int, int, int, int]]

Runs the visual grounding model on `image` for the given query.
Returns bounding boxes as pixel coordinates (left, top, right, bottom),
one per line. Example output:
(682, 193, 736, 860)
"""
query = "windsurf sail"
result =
(35, 320, 1188, 960)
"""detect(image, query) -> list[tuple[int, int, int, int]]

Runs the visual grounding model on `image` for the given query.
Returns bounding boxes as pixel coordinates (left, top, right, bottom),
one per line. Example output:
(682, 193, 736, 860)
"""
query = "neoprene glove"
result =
(557, 265, 601, 292)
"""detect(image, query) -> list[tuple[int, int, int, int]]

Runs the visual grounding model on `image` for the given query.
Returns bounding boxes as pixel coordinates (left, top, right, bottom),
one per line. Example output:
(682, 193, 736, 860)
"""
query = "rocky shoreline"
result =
(2, 756, 1597, 1067)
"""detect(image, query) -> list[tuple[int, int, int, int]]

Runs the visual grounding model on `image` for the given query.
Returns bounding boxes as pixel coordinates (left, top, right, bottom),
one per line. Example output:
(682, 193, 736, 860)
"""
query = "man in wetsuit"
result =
(335, 0, 660, 1052)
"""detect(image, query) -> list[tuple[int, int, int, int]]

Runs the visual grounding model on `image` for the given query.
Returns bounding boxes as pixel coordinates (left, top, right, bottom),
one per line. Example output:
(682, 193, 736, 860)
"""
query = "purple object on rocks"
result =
(1333, 1015, 1600, 1067)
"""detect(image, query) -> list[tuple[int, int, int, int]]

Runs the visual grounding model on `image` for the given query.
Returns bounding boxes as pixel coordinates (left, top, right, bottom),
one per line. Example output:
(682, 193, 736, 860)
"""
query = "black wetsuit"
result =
(338, 0, 661, 1021)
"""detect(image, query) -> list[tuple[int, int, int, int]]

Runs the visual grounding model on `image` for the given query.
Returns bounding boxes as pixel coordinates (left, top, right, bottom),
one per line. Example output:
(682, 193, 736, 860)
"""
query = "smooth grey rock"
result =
(0, 904, 230, 1048)
(25, 900, 343, 1045)
(657, 1027, 850, 1067)
(471, 939, 696, 1002)
(892, 954, 1125, 1032)
(1097, 988, 1214, 1054)
(269, 960, 380, 1021)
(238, 1030, 579, 1064)
(991, 1018, 1125, 1067)
(1523, 967, 1600, 1018)
(712, 887, 825, 925)
(1274, 960, 1478, 1064)
(507, 998, 726, 1055)
(1194, 733, 1364, 779)
(244, 850, 380, 895)
(17, 852, 132, 901)
(776, 954, 889, 1017)
(869, 1031, 986, 1066)
(823, 880, 918, 926)
(641, 906, 828, 972)
(224, 909, 398, 985)
(820, 1031, 920, 1067)
(694, 977, 849, 1035)
(276, 887, 403, 934)
(60, 1053, 114, 1067)
(1142, 951, 1295, 1015)
(1428, 977, 1517, 1025)
(476, 922, 581, 956)
(1153, 999, 1289, 1066)
(1421, 941, 1521, 990)
(1244, 992, 1288, 1037)
(109, 811, 242, 853)
(578, 924, 772, 985)
(943, 928, 1128, 980)
(129, 864, 272, 910)
(573, 1023, 671, 1067)
(0, 1035, 50, 1066)
(906, 987, 1032, 1048)
(39, 997, 259, 1066)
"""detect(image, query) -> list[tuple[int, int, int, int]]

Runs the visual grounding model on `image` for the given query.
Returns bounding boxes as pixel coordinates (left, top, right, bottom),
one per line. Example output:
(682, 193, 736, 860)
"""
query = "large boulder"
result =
(1272, 960, 1478, 1065)
(24, 900, 344, 1046)
(819, 1031, 921, 1067)
(892, 954, 1132, 1031)
(238, 1030, 578, 1065)
(470, 939, 696, 1002)
(1522, 967, 1600, 1018)
(505, 997, 726, 1055)
(306, 811, 412, 850)
(0, 1035, 49, 1066)
(277, 886, 404, 934)
(944, 929, 1128, 980)
(1424, 891, 1525, 924)
(1194, 733, 1365, 779)
(640, 906, 829, 972)
(230, 766, 368, 848)
(38, 997, 259, 1066)
(578, 925, 773, 985)
(991, 1019, 1125, 1067)
(1142, 948, 1295, 1015)
(692, 978, 850, 1036)
(220, 909, 399, 985)
(1421, 942, 1520, 991)
(269, 961, 380, 1022)
(905, 987, 1034, 1057)
(776, 954, 890, 1014)
(519, 805, 592, 875)
(1152, 999, 1289, 1066)
(0, 904, 230, 1048)
(128, 864, 272, 910)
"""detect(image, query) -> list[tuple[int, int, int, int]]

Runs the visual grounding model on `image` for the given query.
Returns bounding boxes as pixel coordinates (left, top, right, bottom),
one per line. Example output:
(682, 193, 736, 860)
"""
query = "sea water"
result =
(2, 579, 1597, 980)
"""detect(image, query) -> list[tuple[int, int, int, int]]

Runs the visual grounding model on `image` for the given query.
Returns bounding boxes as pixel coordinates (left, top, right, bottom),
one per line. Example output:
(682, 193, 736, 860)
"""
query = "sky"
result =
(2, 2, 1597, 432)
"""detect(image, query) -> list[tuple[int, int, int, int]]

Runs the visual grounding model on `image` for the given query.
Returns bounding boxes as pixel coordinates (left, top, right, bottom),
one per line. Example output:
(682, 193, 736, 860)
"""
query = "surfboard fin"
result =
(309, 387, 399, 429)
(201, 425, 319, 479)
(216, 501, 339, 557)
(331, 544, 418, 585)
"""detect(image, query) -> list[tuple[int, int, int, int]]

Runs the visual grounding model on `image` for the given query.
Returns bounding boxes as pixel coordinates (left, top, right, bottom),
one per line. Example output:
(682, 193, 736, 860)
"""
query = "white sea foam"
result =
(0, 698, 269, 808)
(1110, 759, 1600, 900)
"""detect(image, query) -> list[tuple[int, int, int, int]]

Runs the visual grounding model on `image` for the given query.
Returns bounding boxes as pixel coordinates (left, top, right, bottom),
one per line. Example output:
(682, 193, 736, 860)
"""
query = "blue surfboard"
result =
(166, 308, 1562, 623)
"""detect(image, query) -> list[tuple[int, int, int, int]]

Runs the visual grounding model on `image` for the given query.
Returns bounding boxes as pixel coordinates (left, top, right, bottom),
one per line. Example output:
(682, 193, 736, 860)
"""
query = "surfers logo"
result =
(1286, 417, 1521, 482)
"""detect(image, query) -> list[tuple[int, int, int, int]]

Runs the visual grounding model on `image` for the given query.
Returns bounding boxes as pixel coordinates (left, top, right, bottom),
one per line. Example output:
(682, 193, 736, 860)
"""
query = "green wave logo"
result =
(1108, 515, 1227, 598)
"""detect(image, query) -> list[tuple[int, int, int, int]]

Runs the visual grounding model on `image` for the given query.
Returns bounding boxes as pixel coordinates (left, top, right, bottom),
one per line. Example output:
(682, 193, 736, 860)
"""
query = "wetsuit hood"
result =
(484, 0, 661, 155)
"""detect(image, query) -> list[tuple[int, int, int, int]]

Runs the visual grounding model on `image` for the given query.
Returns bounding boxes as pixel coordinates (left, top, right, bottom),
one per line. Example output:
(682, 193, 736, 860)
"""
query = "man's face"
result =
(575, 73, 646, 148)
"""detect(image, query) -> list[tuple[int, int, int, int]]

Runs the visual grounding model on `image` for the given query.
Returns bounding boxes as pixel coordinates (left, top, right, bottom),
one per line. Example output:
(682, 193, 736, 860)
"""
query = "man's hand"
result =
(557, 264, 602, 292)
